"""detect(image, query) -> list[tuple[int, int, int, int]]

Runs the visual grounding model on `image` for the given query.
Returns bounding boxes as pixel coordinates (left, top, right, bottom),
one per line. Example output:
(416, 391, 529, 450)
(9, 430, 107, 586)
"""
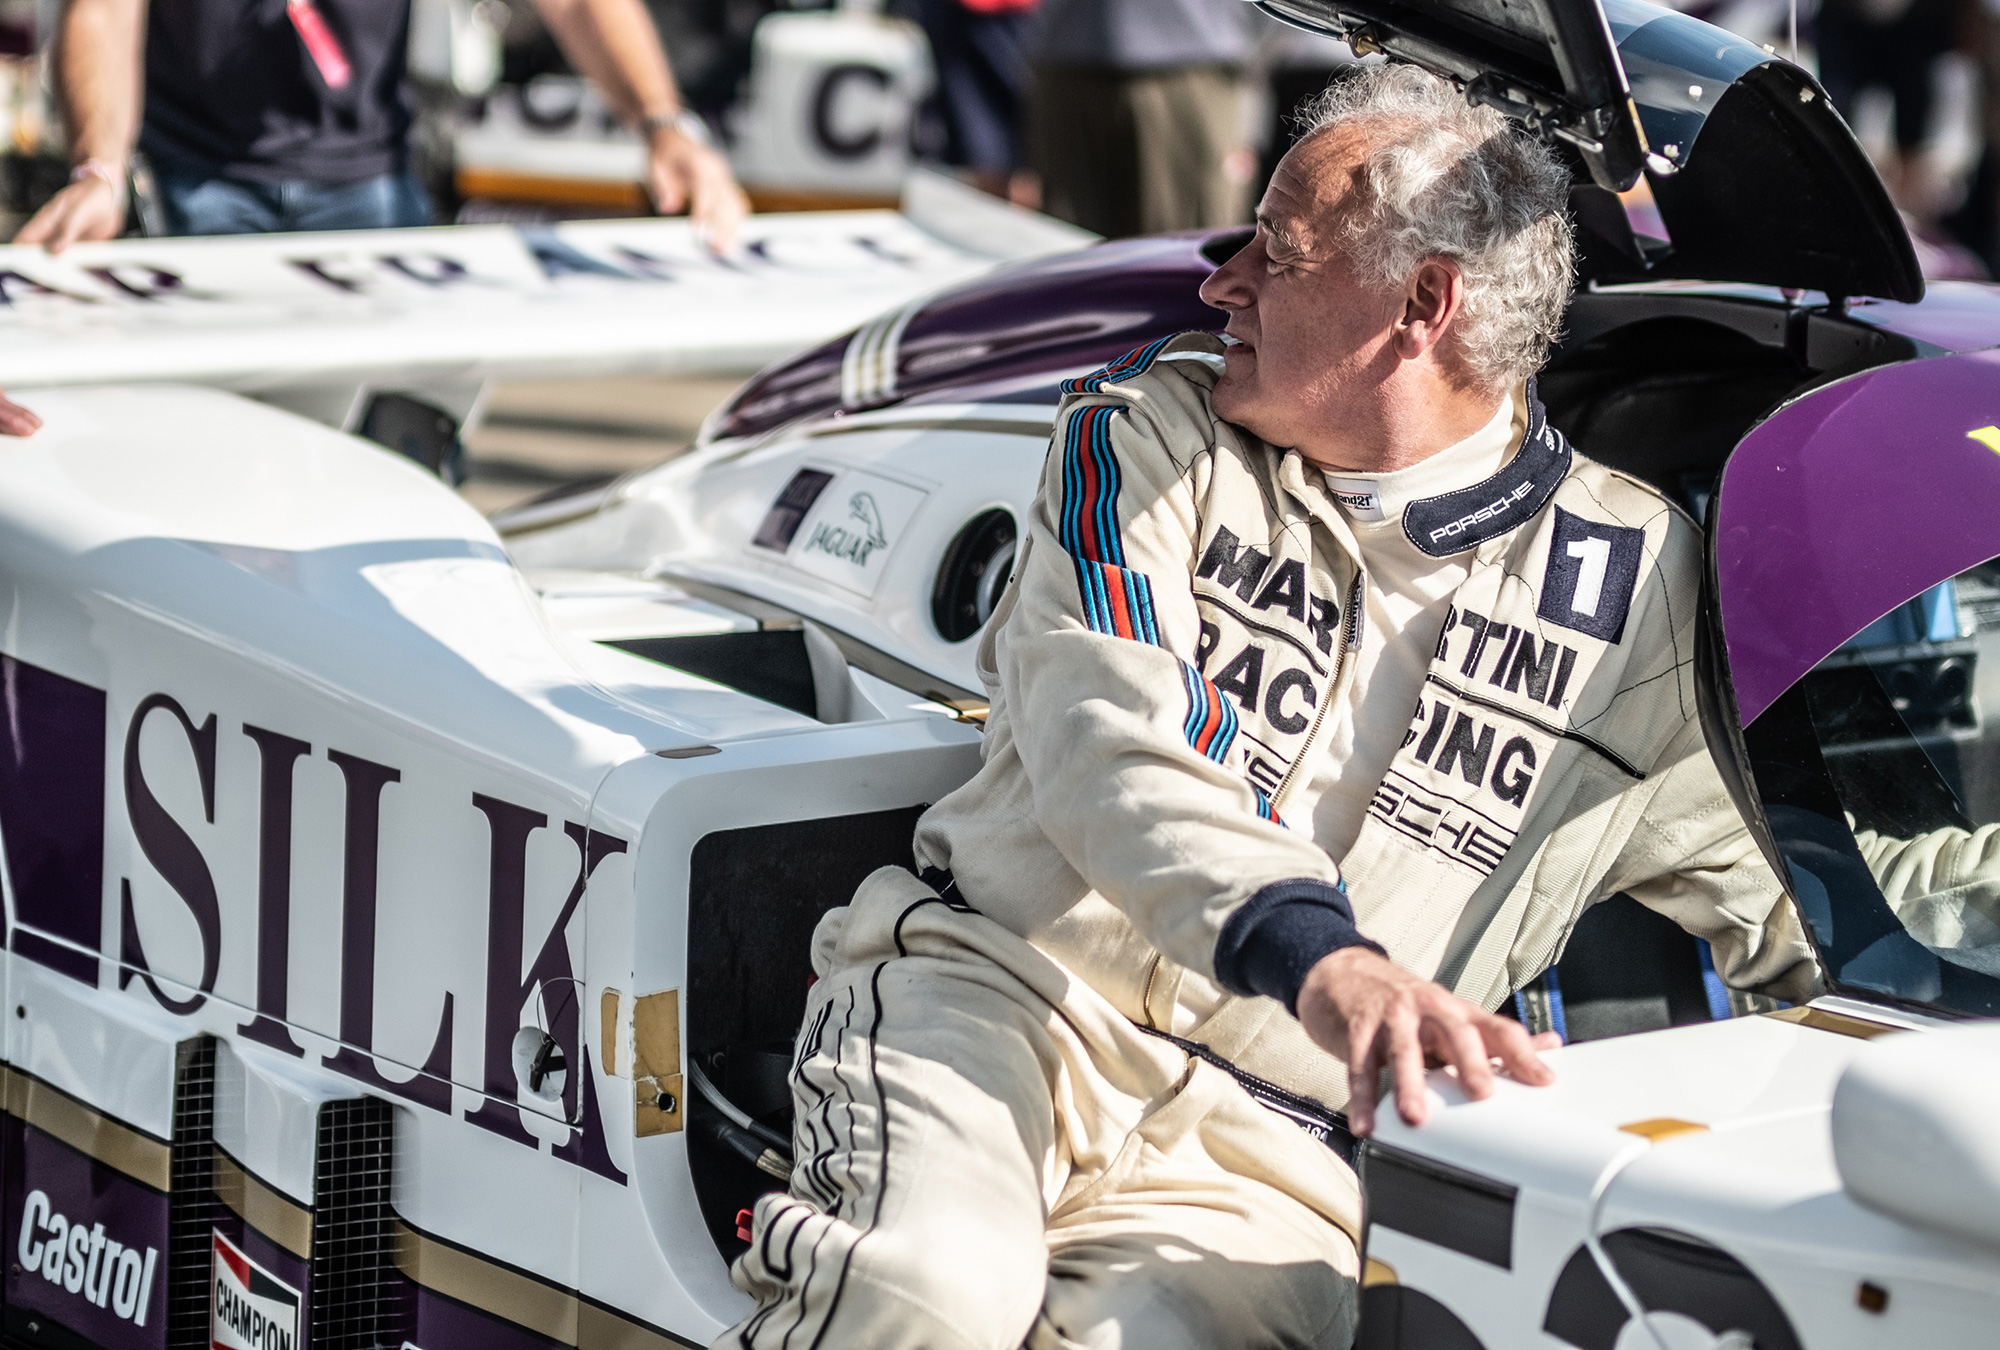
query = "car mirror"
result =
(1832, 1023, 2000, 1249)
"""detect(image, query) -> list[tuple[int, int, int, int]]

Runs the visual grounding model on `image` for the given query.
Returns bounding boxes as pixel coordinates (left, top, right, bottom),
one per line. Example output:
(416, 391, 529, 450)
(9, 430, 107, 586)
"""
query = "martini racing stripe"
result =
(1076, 559, 1161, 643)
(1060, 334, 1175, 394)
(1180, 661, 1238, 762)
(1061, 406, 1163, 640)
(1063, 405, 1236, 758)
(1060, 405, 1129, 566)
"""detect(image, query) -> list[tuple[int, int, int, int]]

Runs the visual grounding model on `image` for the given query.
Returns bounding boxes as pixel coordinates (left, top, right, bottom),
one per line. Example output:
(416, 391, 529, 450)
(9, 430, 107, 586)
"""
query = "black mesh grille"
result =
(167, 1039, 222, 1350)
(310, 1098, 401, 1350)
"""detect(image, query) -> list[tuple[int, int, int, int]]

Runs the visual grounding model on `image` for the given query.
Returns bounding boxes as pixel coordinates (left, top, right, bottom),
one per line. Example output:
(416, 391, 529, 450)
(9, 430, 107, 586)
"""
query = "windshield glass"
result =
(1604, 0, 1770, 168)
(1741, 563, 2000, 1016)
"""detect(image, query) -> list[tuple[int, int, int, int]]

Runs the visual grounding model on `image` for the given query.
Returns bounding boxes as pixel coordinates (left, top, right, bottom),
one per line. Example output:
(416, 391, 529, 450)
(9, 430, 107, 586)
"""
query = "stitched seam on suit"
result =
(803, 962, 894, 1348)
(1134, 1024, 1347, 1129)
(1193, 590, 1331, 675)
(1423, 672, 1644, 779)
(738, 982, 862, 1347)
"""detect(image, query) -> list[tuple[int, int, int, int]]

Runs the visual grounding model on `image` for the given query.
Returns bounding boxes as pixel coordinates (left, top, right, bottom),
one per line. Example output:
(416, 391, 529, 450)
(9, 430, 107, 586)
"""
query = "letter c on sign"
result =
(17, 1190, 46, 1269)
(812, 64, 891, 160)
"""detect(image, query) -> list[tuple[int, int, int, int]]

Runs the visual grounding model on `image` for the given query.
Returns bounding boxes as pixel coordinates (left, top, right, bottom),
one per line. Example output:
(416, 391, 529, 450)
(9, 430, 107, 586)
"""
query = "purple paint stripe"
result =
(1715, 348, 2000, 724)
(714, 231, 1231, 440)
(0, 656, 105, 986)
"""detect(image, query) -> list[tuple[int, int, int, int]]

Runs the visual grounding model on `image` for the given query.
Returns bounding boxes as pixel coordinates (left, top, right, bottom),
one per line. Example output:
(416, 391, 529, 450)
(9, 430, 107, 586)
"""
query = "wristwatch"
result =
(639, 109, 712, 148)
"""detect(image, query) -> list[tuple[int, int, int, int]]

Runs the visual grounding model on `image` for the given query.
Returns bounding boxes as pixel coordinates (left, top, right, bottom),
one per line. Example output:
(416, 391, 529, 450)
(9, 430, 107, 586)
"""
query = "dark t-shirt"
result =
(141, 0, 413, 183)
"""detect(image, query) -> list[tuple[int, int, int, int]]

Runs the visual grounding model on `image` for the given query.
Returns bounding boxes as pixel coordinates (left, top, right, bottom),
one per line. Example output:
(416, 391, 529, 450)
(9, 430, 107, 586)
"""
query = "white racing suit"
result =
(718, 334, 1820, 1350)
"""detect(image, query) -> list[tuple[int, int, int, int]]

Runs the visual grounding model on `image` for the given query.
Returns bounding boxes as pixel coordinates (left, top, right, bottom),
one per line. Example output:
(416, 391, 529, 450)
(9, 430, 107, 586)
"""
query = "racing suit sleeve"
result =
(1595, 718, 1824, 1004)
(1853, 821, 2000, 950)
(995, 374, 1375, 1001)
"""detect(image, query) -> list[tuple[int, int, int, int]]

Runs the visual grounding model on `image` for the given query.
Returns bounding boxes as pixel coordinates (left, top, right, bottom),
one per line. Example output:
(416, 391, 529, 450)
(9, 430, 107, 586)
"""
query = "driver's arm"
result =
(1599, 717, 1824, 1005)
(993, 379, 1362, 979)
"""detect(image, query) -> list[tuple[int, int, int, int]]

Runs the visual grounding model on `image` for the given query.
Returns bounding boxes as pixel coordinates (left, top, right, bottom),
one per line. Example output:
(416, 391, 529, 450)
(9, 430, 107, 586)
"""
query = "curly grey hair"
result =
(1299, 64, 1575, 389)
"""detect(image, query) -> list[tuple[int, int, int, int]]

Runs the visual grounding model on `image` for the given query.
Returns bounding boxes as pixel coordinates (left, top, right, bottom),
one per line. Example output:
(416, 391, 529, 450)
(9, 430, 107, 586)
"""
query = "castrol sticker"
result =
(211, 1231, 300, 1350)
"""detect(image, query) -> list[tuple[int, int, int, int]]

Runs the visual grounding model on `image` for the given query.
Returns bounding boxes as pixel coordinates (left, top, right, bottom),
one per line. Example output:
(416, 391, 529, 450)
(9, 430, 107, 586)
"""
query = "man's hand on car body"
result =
(0, 391, 42, 437)
(1296, 946, 1559, 1136)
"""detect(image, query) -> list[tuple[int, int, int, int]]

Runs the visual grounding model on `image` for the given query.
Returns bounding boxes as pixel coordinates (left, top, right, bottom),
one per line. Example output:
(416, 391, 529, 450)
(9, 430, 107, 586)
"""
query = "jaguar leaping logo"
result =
(849, 492, 888, 550)
(805, 491, 892, 567)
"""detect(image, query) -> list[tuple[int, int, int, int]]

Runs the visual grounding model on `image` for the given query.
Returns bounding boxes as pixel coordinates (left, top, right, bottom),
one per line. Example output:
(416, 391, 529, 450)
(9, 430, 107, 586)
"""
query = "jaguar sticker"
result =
(805, 491, 891, 567)
(784, 468, 928, 596)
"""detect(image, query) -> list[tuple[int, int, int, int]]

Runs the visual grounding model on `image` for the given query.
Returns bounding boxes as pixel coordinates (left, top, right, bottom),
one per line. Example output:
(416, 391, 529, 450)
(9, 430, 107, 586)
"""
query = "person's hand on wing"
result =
(1296, 946, 1559, 1136)
(15, 164, 127, 253)
(644, 118, 748, 251)
(0, 391, 43, 437)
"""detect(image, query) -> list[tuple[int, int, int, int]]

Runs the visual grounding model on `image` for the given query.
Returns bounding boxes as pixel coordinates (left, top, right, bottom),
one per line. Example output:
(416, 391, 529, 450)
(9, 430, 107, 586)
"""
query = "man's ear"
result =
(1393, 258, 1466, 361)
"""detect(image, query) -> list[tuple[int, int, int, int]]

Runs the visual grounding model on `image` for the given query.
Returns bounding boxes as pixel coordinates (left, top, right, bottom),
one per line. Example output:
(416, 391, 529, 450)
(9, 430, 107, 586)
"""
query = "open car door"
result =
(1700, 349, 2000, 1019)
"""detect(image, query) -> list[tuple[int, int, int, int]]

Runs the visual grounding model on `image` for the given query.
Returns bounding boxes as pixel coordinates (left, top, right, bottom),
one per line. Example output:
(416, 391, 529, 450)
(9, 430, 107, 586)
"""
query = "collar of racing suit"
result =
(1318, 386, 1520, 530)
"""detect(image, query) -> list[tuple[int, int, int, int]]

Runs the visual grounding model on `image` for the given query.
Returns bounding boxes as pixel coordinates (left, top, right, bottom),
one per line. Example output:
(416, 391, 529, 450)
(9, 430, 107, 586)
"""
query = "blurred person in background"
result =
(1029, 0, 1254, 236)
(17, 0, 747, 249)
(1253, 15, 1356, 199)
(918, 0, 1038, 203)
(1817, 0, 1974, 214)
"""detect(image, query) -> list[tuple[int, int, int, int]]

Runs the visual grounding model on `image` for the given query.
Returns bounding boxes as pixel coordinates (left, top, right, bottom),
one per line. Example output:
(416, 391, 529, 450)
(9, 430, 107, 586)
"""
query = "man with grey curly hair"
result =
(721, 61, 1813, 1350)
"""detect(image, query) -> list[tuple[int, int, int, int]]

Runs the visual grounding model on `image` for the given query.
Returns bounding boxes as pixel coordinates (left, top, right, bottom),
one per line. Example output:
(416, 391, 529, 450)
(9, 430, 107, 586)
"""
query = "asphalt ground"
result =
(458, 373, 745, 518)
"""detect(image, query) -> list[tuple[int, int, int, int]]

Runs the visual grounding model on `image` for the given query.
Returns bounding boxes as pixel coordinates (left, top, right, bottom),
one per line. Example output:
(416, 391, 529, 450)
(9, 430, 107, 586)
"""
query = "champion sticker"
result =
(212, 1231, 300, 1350)
(1536, 507, 1645, 643)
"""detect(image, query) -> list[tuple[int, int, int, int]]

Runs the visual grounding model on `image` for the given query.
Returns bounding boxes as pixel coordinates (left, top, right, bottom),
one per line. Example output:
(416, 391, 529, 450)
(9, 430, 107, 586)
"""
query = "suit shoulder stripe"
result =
(1060, 334, 1177, 394)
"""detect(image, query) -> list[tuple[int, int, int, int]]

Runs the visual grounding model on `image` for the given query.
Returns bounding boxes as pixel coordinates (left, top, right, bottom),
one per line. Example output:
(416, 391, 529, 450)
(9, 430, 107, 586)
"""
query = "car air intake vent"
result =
(932, 510, 1017, 643)
(167, 1039, 223, 1350)
(310, 1098, 401, 1350)
(609, 632, 819, 719)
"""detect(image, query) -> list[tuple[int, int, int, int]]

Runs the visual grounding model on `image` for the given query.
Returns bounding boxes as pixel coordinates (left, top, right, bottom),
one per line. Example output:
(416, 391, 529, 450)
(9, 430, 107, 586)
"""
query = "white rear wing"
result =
(0, 170, 1093, 427)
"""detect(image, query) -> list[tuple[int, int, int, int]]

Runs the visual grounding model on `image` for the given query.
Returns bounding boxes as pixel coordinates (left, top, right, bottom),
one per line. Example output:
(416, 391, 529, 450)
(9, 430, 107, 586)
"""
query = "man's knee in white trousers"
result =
(728, 1187, 1050, 1350)
(1031, 1235, 1359, 1349)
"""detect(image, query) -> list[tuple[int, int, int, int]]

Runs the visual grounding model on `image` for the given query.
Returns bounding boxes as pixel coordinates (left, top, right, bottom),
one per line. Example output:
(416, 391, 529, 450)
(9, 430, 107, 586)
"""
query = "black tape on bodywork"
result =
(1360, 1143, 1517, 1269)
(1542, 1229, 1804, 1350)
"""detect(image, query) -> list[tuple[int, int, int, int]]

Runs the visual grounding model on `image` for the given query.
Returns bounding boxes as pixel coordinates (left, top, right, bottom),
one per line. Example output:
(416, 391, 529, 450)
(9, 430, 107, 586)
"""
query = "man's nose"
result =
(1198, 238, 1257, 312)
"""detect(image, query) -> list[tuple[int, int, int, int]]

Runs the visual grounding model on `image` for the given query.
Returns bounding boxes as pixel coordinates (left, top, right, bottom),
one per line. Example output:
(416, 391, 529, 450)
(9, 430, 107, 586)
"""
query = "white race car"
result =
(1, 0, 1997, 1347)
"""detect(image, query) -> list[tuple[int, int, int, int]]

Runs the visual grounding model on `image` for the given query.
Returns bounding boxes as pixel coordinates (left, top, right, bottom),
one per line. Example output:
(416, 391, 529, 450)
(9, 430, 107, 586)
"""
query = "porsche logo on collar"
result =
(1403, 388, 1572, 558)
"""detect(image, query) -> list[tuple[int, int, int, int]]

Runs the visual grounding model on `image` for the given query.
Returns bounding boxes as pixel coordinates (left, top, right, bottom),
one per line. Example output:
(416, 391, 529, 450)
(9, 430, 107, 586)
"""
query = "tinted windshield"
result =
(1740, 564, 2000, 1015)
(1603, 0, 1770, 168)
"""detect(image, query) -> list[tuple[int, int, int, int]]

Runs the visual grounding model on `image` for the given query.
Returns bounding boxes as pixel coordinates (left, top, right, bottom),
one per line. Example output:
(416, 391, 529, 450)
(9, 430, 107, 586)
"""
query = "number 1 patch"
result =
(1537, 507, 1645, 643)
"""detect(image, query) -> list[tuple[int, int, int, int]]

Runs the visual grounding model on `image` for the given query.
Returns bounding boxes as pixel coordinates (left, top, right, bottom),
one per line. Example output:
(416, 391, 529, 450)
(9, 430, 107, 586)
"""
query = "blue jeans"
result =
(155, 165, 432, 235)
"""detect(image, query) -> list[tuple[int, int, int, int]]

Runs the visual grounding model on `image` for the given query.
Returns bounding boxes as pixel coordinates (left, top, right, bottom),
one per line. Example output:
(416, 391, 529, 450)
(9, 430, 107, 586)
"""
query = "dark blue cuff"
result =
(1213, 878, 1386, 1016)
